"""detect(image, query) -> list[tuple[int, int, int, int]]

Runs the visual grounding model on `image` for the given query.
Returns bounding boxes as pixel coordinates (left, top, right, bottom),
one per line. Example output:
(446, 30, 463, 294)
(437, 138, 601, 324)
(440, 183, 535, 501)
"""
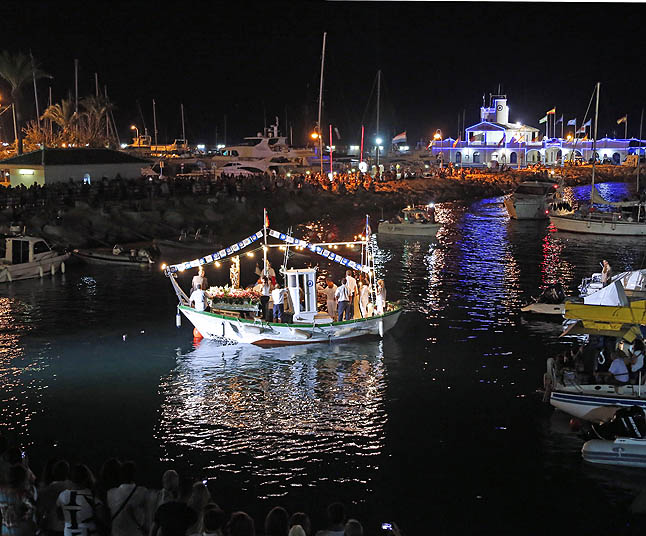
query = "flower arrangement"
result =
(206, 285, 261, 305)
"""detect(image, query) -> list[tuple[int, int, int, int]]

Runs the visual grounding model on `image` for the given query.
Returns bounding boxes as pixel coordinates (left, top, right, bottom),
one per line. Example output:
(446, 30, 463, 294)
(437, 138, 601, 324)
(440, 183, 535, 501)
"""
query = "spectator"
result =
(288, 513, 311, 536)
(150, 478, 197, 536)
(36, 460, 73, 536)
(190, 504, 225, 536)
(314, 503, 345, 536)
(0, 464, 36, 536)
(226, 512, 254, 536)
(107, 461, 148, 536)
(264, 506, 289, 536)
(185, 482, 211, 534)
(57, 464, 106, 536)
(343, 520, 362, 536)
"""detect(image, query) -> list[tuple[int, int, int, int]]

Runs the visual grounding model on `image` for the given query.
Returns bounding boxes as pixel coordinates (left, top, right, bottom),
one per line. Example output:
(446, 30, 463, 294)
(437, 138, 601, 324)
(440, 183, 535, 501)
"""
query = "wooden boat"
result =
(377, 205, 440, 237)
(73, 244, 156, 266)
(166, 212, 402, 346)
(0, 236, 69, 283)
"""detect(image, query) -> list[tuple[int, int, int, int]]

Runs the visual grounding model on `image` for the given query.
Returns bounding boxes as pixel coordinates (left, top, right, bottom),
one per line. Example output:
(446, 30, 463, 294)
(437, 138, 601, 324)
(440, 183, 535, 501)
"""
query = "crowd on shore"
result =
(0, 435, 400, 536)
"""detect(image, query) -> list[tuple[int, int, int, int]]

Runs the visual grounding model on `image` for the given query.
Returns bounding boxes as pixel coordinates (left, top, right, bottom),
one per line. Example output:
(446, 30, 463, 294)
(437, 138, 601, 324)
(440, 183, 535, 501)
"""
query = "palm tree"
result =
(79, 95, 114, 147)
(41, 98, 78, 143)
(0, 51, 49, 154)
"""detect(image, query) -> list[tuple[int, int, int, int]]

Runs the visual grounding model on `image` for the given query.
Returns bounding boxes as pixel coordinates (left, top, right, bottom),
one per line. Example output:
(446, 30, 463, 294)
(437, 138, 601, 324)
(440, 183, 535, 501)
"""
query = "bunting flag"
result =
(516, 134, 525, 143)
(165, 230, 264, 274)
(539, 116, 548, 124)
(567, 118, 576, 126)
(498, 133, 506, 146)
(546, 108, 556, 115)
(556, 114, 563, 124)
(453, 136, 460, 148)
(267, 229, 370, 273)
(617, 115, 627, 125)
(582, 119, 592, 127)
(392, 131, 407, 144)
(365, 214, 372, 240)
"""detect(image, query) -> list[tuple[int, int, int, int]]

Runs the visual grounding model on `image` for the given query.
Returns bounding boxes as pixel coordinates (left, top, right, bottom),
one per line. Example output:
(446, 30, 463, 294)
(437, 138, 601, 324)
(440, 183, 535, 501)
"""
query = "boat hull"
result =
(504, 196, 548, 220)
(550, 214, 646, 236)
(73, 250, 154, 266)
(550, 388, 646, 422)
(520, 302, 565, 316)
(582, 438, 646, 468)
(0, 253, 69, 283)
(377, 222, 439, 237)
(179, 305, 402, 345)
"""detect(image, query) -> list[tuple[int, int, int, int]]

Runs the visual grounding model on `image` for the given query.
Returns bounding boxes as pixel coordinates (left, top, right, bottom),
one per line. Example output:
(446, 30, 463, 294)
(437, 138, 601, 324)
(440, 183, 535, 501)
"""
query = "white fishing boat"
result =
(549, 82, 646, 236)
(165, 212, 402, 346)
(377, 205, 439, 237)
(504, 178, 558, 220)
(73, 244, 156, 266)
(0, 236, 69, 283)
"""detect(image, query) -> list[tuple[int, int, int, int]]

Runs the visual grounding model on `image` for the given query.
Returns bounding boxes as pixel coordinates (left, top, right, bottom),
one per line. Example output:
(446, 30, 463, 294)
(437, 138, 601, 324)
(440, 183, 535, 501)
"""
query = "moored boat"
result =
(73, 244, 157, 266)
(504, 178, 558, 220)
(377, 205, 439, 237)
(0, 236, 69, 283)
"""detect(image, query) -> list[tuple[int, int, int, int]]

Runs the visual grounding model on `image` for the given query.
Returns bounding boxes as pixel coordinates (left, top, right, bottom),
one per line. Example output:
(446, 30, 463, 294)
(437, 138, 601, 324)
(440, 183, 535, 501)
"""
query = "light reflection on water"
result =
(155, 340, 387, 499)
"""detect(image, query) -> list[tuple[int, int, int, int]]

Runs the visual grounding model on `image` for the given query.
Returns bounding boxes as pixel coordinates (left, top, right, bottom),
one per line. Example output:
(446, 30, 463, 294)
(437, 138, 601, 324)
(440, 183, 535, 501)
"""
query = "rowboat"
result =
(165, 211, 402, 346)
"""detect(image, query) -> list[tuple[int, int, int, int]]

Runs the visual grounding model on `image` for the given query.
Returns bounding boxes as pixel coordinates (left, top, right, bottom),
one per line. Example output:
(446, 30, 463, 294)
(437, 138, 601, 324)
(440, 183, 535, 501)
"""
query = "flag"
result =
(264, 210, 270, 228)
(556, 114, 563, 124)
(582, 119, 591, 127)
(498, 133, 506, 146)
(546, 108, 556, 115)
(516, 134, 524, 143)
(617, 115, 627, 125)
(453, 136, 460, 148)
(365, 214, 372, 239)
(392, 131, 407, 144)
(567, 118, 576, 126)
(539, 116, 547, 124)
(577, 125, 586, 134)
(582, 134, 588, 141)
(334, 127, 341, 139)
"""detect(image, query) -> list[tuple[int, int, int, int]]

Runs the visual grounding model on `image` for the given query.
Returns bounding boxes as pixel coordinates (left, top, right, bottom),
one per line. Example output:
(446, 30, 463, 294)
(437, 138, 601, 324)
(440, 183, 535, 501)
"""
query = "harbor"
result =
(3, 1, 646, 535)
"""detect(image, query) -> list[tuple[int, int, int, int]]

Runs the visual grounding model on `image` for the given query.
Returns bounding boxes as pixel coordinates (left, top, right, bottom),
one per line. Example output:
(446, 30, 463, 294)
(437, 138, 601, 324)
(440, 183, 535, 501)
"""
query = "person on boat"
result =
(375, 280, 387, 315)
(189, 284, 207, 312)
(601, 259, 612, 287)
(601, 351, 630, 385)
(271, 285, 287, 323)
(345, 270, 357, 319)
(191, 267, 208, 294)
(358, 277, 370, 318)
(335, 278, 351, 322)
(259, 276, 272, 321)
(320, 279, 337, 319)
(630, 339, 645, 383)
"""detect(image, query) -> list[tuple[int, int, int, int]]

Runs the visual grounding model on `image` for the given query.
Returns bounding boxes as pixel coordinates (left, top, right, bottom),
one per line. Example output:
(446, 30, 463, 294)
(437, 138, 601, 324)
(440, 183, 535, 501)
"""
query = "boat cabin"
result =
(283, 267, 332, 324)
(3, 236, 54, 265)
(399, 205, 436, 224)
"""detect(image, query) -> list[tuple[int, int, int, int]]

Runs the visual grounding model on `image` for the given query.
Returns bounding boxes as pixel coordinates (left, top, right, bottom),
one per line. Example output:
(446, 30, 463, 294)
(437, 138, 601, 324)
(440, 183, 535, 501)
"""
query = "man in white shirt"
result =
(107, 461, 148, 536)
(191, 267, 208, 293)
(190, 284, 207, 312)
(345, 270, 357, 319)
(272, 286, 287, 322)
(334, 279, 350, 321)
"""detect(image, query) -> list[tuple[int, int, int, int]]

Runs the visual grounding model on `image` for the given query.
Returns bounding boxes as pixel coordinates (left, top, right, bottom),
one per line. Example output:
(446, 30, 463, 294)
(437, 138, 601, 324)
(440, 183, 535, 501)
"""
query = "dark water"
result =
(3, 182, 646, 534)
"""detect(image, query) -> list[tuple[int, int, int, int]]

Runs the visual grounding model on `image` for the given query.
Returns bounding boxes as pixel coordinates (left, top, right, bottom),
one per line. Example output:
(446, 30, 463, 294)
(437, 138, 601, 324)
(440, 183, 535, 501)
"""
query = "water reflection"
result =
(155, 339, 388, 499)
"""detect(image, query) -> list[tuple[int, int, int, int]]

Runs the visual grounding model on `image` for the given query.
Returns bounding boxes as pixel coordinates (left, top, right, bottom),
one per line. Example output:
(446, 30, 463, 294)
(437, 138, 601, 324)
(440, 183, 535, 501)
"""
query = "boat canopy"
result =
(583, 280, 629, 306)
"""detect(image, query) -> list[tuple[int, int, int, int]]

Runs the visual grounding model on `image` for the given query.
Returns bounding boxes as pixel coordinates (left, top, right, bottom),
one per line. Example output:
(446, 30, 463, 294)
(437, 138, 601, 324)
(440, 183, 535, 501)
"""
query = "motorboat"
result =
(0, 236, 69, 283)
(73, 244, 157, 266)
(503, 178, 559, 219)
(579, 268, 646, 299)
(377, 205, 440, 237)
(520, 283, 567, 317)
(154, 229, 221, 261)
(165, 212, 402, 346)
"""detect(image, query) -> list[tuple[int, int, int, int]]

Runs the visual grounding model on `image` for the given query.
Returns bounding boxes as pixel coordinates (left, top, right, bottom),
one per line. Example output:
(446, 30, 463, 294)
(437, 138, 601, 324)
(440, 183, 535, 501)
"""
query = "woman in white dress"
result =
(359, 278, 370, 317)
(375, 279, 386, 315)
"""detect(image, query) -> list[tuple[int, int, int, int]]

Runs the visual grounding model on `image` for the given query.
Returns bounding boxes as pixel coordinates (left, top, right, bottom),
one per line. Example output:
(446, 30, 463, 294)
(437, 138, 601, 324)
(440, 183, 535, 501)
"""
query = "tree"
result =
(41, 98, 78, 143)
(0, 51, 50, 154)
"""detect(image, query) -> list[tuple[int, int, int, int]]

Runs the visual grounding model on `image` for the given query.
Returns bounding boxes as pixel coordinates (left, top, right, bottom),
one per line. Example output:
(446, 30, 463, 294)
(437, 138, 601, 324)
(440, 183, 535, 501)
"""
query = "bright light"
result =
(286, 172, 291, 177)
(349, 145, 359, 151)
(197, 144, 205, 150)
(215, 261, 221, 267)
(427, 202, 435, 208)
(161, 263, 167, 270)
(375, 137, 383, 145)
(400, 145, 409, 151)
(311, 132, 319, 140)
(246, 252, 254, 258)
(216, 144, 225, 149)
(327, 172, 334, 180)
(120, 143, 128, 149)
(18, 169, 34, 175)
(378, 146, 384, 151)
(130, 125, 136, 130)
(433, 132, 442, 140)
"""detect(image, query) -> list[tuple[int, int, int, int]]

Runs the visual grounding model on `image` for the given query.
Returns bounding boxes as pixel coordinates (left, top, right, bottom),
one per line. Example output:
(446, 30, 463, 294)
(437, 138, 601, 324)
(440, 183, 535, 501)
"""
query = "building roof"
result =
(467, 121, 539, 132)
(0, 148, 151, 166)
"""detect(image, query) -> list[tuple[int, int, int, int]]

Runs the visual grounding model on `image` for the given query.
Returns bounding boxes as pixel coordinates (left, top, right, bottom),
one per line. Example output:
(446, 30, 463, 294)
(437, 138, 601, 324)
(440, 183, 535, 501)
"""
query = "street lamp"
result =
(433, 130, 443, 168)
(130, 125, 139, 146)
(375, 137, 383, 168)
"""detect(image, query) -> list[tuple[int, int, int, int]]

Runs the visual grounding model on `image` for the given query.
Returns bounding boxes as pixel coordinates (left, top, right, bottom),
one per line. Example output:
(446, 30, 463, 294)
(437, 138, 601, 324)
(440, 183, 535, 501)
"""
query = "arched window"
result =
(510, 152, 517, 164)
(455, 152, 461, 163)
(473, 151, 480, 164)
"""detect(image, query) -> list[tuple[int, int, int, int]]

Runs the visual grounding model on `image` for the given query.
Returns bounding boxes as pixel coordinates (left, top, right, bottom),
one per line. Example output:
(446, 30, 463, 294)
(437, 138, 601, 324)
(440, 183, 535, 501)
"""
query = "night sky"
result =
(1, 1, 645, 146)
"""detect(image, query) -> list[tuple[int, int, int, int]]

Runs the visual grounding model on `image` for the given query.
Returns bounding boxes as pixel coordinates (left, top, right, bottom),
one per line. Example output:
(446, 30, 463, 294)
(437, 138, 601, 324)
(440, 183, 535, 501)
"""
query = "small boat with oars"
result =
(164, 211, 402, 346)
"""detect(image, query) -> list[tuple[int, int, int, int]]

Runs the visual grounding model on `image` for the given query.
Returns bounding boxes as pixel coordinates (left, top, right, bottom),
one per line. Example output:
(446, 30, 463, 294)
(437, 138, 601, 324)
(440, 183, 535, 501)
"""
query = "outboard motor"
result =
(586, 406, 646, 440)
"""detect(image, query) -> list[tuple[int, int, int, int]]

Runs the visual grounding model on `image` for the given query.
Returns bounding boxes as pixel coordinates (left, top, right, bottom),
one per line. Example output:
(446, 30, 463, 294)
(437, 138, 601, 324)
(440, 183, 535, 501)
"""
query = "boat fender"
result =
(176, 308, 182, 328)
(289, 328, 312, 339)
(51, 264, 56, 275)
(193, 328, 203, 340)
(39, 266, 44, 278)
(61, 261, 65, 274)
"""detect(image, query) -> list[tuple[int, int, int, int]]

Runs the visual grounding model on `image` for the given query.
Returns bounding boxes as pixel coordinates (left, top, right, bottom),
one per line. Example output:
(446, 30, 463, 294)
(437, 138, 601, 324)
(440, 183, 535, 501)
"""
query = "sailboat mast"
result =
(591, 81, 600, 199)
(181, 103, 186, 141)
(317, 32, 327, 177)
(153, 99, 158, 146)
(376, 70, 381, 137)
(638, 108, 643, 194)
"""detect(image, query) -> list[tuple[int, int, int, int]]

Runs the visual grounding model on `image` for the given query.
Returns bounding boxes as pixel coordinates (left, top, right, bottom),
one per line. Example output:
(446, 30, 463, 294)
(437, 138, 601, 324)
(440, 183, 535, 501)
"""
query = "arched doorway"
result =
(455, 151, 461, 164)
(473, 151, 480, 164)
(510, 152, 517, 164)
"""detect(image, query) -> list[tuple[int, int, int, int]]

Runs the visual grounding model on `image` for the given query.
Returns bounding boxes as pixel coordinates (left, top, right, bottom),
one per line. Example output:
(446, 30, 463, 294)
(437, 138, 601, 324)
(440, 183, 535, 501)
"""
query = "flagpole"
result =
(638, 108, 643, 194)
(591, 82, 600, 200)
(625, 116, 628, 140)
(263, 208, 268, 277)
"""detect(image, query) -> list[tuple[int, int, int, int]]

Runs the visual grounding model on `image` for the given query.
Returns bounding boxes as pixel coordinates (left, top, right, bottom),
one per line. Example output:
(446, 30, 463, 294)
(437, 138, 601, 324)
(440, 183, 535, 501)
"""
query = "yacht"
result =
(503, 178, 559, 220)
(0, 236, 69, 282)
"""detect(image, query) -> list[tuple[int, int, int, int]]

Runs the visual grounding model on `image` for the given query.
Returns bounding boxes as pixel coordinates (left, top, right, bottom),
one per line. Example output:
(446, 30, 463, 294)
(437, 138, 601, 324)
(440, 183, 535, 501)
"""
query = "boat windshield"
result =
(515, 184, 555, 195)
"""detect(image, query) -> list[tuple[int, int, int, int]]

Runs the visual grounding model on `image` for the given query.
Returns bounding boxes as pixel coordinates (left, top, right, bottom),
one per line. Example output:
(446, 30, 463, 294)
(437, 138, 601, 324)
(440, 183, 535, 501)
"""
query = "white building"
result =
(0, 148, 151, 187)
(430, 95, 644, 167)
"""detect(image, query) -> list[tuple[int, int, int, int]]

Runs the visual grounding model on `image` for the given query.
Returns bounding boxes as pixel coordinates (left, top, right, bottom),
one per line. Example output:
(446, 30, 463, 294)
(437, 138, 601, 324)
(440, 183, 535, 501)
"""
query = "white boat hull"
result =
(583, 438, 646, 468)
(0, 253, 69, 283)
(504, 196, 548, 220)
(179, 305, 402, 345)
(520, 302, 565, 316)
(550, 214, 646, 236)
(550, 387, 646, 423)
(377, 221, 439, 237)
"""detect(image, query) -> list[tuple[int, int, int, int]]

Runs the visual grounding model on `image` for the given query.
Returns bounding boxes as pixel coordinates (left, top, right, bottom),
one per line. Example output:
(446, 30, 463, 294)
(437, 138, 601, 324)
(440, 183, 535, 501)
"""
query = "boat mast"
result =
(376, 70, 381, 167)
(181, 103, 186, 142)
(638, 108, 643, 195)
(263, 208, 268, 277)
(317, 32, 327, 177)
(153, 99, 158, 146)
(591, 81, 600, 200)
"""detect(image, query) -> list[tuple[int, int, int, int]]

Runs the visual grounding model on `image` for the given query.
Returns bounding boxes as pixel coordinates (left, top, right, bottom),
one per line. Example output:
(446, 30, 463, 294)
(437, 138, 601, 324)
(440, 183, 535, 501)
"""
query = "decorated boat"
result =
(0, 236, 69, 283)
(165, 211, 402, 346)
(377, 205, 440, 237)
